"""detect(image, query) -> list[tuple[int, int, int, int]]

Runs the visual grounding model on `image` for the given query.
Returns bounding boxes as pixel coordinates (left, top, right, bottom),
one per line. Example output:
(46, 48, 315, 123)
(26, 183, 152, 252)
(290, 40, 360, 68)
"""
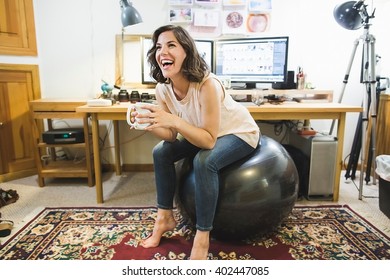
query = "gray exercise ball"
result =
(176, 136, 299, 240)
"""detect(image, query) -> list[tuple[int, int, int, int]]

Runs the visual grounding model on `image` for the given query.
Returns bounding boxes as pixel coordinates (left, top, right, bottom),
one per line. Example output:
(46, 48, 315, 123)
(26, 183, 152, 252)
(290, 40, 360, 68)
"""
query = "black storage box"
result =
(42, 128, 84, 144)
(379, 177, 390, 218)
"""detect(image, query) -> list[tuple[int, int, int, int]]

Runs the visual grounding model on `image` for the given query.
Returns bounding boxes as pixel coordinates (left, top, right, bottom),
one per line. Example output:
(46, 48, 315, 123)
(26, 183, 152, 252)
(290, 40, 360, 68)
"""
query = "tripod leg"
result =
(359, 99, 368, 200)
(345, 113, 362, 180)
(359, 31, 378, 199)
(329, 39, 360, 135)
(350, 115, 362, 180)
(364, 93, 372, 183)
(365, 132, 373, 184)
(368, 35, 377, 185)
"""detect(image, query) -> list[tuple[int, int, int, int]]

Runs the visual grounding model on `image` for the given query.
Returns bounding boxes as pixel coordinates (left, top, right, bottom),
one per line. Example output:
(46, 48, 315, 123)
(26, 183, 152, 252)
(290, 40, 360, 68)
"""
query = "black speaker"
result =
(272, 70, 296, 89)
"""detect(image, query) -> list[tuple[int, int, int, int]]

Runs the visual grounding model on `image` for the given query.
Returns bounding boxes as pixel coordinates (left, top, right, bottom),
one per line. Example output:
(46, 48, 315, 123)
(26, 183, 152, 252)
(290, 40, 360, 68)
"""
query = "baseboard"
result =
(101, 164, 154, 172)
(0, 168, 37, 183)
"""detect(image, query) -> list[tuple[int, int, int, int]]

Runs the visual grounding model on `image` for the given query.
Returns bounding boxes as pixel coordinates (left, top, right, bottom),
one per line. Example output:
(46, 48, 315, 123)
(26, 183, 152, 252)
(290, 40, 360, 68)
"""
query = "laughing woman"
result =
(135, 25, 260, 260)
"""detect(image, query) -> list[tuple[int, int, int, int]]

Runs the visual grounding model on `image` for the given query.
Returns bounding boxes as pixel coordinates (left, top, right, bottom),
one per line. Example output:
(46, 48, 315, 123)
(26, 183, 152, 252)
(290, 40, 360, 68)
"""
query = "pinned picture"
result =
(193, 9, 219, 27)
(248, 0, 272, 12)
(222, 10, 247, 34)
(246, 13, 270, 33)
(195, 0, 220, 5)
(169, 0, 193, 6)
(223, 0, 246, 6)
(169, 8, 193, 23)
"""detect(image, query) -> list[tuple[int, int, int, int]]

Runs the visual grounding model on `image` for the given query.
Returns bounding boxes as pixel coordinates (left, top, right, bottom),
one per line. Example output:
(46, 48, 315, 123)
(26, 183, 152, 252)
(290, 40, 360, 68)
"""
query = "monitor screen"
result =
(141, 38, 214, 85)
(214, 36, 289, 89)
(194, 39, 214, 72)
(141, 37, 155, 84)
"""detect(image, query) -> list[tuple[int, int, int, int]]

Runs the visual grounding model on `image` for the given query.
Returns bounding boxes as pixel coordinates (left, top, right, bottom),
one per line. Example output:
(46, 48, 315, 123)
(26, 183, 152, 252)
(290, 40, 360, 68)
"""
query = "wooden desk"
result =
(77, 102, 362, 204)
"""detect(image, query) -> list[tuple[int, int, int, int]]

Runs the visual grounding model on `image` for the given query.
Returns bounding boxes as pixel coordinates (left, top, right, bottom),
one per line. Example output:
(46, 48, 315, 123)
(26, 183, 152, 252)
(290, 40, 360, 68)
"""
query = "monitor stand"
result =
(245, 82, 256, 89)
(255, 83, 272, 90)
(231, 82, 259, 90)
(230, 82, 272, 90)
(246, 82, 272, 90)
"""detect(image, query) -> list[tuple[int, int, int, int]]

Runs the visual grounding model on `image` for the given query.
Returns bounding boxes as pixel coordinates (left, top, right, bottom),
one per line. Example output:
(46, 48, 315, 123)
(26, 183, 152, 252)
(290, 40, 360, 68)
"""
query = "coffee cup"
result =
(126, 102, 151, 130)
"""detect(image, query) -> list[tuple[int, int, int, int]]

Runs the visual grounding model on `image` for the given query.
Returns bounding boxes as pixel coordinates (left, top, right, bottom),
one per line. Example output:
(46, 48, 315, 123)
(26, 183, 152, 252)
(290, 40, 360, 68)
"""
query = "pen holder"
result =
(297, 75, 305, 90)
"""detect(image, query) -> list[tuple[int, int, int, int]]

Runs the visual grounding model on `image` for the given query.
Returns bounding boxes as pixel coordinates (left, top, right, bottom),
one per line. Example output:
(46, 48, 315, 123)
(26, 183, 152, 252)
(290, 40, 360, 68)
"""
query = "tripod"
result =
(330, 8, 377, 200)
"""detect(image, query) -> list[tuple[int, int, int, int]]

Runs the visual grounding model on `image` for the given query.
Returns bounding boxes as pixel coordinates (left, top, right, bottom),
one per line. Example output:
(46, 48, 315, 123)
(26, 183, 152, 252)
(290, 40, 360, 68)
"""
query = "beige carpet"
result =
(1, 170, 389, 245)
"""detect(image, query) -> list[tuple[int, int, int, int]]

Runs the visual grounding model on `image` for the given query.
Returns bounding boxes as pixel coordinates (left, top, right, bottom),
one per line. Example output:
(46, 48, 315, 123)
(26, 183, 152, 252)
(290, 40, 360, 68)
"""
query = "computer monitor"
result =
(141, 36, 155, 84)
(141, 37, 214, 85)
(214, 36, 289, 89)
(194, 39, 214, 72)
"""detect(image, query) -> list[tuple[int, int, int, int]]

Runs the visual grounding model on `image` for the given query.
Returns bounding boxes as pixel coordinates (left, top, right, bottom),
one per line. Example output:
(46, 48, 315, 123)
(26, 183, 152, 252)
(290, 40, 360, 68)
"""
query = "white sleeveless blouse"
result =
(155, 73, 260, 148)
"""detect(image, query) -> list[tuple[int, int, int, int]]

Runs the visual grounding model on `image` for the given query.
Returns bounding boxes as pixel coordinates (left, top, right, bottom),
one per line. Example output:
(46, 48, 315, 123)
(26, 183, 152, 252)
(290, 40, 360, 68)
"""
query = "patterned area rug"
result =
(0, 205, 389, 260)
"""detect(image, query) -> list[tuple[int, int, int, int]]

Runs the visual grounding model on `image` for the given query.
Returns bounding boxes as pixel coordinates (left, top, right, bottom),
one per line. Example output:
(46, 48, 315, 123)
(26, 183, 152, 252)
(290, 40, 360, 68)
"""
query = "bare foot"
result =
(190, 230, 210, 260)
(141, 209, 177, 248)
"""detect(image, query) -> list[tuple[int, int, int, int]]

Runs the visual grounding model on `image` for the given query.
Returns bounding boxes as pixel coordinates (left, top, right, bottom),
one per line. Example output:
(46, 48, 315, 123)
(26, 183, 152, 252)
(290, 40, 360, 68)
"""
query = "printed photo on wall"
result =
(248, 0, 272, 12)
(193, 9, 219, 27)
(169, 8, 193, 22)
(222, 9, 247, 34)
(223, 0, 246, 6)
(169, 0, 193, 6)
(246, 13, 270, 33)
(195, 0, 220, 5)
(188, 24, 222, 38)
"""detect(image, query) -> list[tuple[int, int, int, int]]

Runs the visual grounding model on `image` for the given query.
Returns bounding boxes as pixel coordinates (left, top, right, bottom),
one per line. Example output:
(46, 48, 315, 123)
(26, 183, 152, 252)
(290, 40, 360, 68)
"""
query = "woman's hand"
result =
(132, 103, 178, 141)
(130, 103, 155, 128)
(132, 103, 173, 129)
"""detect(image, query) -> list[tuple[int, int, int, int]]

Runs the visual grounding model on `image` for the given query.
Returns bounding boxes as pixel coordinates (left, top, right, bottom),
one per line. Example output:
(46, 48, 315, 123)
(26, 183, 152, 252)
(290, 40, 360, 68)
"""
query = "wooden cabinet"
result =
(0, 63, 41, 182)
(0, 0, 37, 56)
(30, 99, 94, 187)
(376, 94, 390, 156)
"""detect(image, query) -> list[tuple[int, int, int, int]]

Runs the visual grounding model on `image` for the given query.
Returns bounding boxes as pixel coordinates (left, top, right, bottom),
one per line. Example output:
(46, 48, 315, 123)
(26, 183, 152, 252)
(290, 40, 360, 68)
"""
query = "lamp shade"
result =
(334, 1, 363, 30)
(121, 1, 142, 27)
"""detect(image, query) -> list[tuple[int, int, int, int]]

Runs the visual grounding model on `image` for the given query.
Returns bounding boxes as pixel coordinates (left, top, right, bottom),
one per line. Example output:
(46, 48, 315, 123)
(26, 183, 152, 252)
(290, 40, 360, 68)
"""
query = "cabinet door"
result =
(0, 64, 41, 181)
(0, 0, 37, 56)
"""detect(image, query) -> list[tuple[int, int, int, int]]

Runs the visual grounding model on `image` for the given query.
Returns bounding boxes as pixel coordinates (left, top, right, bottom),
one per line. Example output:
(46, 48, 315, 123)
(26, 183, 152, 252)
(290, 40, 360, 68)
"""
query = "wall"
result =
(1, 0, 389, 165)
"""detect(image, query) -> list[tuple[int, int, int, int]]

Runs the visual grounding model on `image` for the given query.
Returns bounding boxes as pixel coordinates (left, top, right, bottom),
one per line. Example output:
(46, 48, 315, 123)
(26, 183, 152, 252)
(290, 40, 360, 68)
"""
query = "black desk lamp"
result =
(120, 0, 142, 28)
(118, 1, 143, 89)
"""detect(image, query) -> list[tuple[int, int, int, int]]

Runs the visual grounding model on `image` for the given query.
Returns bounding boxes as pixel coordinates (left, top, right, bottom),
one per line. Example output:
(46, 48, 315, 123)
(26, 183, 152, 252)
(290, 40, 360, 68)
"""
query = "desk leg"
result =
(91, 113, 104, 204)
(333, 113, 346, 202)
(113, 120, 121, 175)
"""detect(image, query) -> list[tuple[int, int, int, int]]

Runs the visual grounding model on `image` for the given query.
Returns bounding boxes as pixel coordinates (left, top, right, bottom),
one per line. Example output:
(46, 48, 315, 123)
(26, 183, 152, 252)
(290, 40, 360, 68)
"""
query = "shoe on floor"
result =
(0, 219, 14, 238)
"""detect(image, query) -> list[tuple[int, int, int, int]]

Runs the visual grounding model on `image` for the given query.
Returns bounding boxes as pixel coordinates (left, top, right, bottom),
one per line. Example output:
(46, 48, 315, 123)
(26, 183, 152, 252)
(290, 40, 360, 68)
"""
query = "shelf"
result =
(29, 99, 87, 112)
(30, 99, 94, 187)
(40, 160, 90, 177)
(227, 89, 333, 102)
(38, 142, 87, 148)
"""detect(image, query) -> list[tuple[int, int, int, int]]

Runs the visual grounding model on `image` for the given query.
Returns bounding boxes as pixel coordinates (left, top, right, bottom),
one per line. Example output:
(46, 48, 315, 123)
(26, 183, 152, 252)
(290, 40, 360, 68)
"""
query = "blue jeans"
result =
(152, 134, 257, 231)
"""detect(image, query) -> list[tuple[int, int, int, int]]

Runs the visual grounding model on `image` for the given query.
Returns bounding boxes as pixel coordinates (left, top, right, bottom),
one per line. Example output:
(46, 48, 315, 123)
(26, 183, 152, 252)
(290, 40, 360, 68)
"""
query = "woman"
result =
(134, 25, 260, 260)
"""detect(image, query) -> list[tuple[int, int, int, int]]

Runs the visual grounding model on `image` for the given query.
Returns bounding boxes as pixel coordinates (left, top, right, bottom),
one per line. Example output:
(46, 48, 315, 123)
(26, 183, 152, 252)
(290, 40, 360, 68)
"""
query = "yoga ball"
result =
(176, 136, 299, 240)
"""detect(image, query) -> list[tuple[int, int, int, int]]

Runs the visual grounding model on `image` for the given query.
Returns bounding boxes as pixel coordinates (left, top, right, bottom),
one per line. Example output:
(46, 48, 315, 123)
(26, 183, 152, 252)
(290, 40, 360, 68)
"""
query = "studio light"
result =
(332, 0, 379, 201)
(333, 0, 365, 30)
(120, 0, 142, 28)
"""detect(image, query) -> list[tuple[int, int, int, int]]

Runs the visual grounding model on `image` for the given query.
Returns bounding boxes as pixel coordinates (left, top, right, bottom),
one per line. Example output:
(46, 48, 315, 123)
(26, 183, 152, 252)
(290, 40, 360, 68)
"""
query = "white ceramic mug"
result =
(126, 102, 151, 130)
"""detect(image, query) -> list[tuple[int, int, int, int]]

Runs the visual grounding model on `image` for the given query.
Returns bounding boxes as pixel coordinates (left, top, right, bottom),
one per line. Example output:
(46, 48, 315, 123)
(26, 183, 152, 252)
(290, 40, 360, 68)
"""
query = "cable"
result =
(101, 131, 148, 151)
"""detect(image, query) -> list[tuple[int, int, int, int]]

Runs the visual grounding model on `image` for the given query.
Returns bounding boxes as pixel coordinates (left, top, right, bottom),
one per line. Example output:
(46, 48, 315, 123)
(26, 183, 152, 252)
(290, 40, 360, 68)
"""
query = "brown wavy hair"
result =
(147, 25, 209, 83)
